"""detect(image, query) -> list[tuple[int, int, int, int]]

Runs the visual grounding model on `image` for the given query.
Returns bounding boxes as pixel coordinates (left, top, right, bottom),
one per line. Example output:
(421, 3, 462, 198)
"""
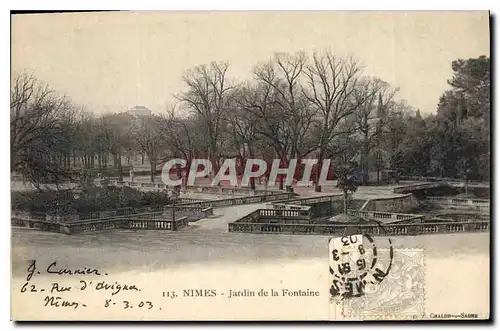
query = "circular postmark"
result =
(328, 219, 426, 319)
(329, 233, 394, 303)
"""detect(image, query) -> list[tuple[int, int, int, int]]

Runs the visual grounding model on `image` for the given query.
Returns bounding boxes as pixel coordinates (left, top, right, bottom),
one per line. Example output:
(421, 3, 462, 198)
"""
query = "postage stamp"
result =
(329, 234, 425, 320)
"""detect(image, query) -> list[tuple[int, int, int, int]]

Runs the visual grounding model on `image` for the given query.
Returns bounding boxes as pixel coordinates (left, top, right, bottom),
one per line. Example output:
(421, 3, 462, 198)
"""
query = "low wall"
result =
(425, 196, 490, 211)
(259, 208, 312, 220)
(393, 183, 444, 194)
(182, 186, 270, 196)
(265, 203, 311, 211)
(228, 220, 489, 236)
(400, 176, 489, 186)
(162, 206, 214, 221)
(103, 180, 288, 196)
(12, 214, 189, 234)
(174, 192, 296, 209)
(362, 194, 419, 213)
(346, 210, 425, 223)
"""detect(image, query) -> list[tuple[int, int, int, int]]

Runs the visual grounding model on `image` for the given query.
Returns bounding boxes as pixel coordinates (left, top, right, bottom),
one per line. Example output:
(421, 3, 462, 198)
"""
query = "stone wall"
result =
(362, 194, 419, 213)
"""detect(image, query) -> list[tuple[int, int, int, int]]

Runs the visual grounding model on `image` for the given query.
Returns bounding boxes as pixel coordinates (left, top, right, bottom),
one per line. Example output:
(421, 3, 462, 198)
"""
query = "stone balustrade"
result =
(228, 219, 489, 236)
(258, 208, 312, 219)
(12, 212, 189, 234)
(393, 183, 443, 193)
(346, 210, 425, 223)
(265, 203, 311, 211)
(400, 176, 489, 186)
(425, 196, 490, 210)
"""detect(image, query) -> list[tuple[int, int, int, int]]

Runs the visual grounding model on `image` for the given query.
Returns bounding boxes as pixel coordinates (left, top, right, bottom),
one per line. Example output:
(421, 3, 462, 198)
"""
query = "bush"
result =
(12, 190, 76, 214)
(11, 186, 172, 215)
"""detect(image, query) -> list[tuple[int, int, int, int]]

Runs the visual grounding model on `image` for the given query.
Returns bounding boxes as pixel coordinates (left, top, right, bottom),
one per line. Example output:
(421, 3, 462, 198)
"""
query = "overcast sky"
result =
(12, 11, 490, 115)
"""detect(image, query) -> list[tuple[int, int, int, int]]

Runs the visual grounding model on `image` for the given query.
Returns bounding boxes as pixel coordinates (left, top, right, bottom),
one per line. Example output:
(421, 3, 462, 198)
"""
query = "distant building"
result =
(128, 105, 152, 118)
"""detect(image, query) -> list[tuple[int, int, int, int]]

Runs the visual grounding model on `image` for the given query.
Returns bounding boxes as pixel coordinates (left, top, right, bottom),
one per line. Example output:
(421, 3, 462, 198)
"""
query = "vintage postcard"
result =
(10, 10, 491, 321)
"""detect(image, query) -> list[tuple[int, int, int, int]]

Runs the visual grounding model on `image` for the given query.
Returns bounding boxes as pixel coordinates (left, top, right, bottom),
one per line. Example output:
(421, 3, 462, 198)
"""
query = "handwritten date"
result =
(104, 299, 154, 310)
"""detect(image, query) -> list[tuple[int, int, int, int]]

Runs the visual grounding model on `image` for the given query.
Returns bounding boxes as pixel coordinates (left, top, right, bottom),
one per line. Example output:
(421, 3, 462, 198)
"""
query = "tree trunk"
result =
(149, 159, 156, 183)
(176, 164, 182, 186)
(285, 154, 294, 193)
(247, 147, 256, 191)
(343, 189, 348, 214)
(98, 153, 102, 170)
(376, 158, 380, 185)
(250, 176, 256, 191)
(315, 149, 324, 192)
(117, 151, 123, 181)
(362, 121, 369, 185)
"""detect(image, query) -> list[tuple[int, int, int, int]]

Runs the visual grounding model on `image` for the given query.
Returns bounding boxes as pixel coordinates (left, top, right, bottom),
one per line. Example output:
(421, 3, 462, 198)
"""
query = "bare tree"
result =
(11, 72, 76, 189)
(254, 52, 315, 191)
(132, 115, 167, 183)
(99, 112, 134, 181)
(176, 61, 234, 178)
(73, 110, 98, 169)
(303, 52, 362, 191)
(160, 107, 204, 185)
(227, 84, 266, 190)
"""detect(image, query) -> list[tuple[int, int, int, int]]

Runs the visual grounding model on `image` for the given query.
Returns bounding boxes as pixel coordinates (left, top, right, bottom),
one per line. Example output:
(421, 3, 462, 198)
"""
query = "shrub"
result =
(11, 186, 172, 215)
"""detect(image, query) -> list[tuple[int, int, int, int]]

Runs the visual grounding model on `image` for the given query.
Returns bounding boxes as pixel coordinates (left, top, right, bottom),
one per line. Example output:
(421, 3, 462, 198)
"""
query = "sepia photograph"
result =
(9, 10, 491, 321)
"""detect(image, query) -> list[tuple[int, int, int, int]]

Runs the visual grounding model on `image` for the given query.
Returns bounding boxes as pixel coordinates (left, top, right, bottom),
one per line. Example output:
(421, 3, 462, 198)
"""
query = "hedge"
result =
(11, 186, 172, 215)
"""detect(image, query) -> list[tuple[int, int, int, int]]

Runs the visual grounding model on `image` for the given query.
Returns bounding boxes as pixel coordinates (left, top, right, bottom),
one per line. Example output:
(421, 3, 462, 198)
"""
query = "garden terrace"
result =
(11, 191, 297, 234)
(228, 196, 490, 236)
(228, 218, 489, 236)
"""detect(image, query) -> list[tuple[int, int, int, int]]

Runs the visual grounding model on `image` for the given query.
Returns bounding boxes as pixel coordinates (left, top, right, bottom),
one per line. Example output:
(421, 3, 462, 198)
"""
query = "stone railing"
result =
(77, 206, 164, 221)
(182, 185, 271, 196)
(400, 176, 489, 186)
(69, 214, 190, 234)
(393, 183, 444, 194)
(12, 212, 189, 235)
(360, 193, 419, 213)
(264, 203, 311, 211)
(425, 196, 490, 210)
(234, 210, 261, 224)
(99, 180, 170, 191)
(228, 220, 490, 236)
(258, 208, 312, 219)
(174, 192, 296, 209)
(162, 206, 214, 221)
(282, 194, 344, 205)
(16, 203, 214, 225)
(346, 210, 425, 223)
(102, 180, 290, 196)
(177, 198, 207, 204)
(433, 213, 490, 222)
